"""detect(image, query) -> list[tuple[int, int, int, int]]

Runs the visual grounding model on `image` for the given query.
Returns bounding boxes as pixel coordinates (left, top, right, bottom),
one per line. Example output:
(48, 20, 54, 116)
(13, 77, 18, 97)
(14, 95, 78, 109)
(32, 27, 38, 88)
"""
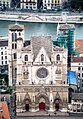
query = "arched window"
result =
(15, 33, 17, 41)
(25, 55, 28, 61)
(12, 33, 14, 41)
(19, 32, 21, 36)
(56, 54, 60, 61)
(41, 54, 44, 61)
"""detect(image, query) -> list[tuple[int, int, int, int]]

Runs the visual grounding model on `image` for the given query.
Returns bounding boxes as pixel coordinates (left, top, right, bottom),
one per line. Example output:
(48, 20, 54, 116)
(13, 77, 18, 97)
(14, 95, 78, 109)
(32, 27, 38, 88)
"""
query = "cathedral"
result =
(8, 24, 68, 113)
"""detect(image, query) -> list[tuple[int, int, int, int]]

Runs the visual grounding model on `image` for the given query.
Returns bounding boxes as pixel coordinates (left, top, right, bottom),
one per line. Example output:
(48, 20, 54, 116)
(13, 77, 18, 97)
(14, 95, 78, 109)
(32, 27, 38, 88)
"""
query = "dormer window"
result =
(56, 54, 60, 61)
(25, 55, 28, 61)
(41, 54, 44, 61)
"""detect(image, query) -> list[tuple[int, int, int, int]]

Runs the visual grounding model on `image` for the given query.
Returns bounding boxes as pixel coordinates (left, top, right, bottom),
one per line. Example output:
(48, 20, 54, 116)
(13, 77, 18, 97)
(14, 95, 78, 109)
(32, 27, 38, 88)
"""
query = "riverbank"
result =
(0, 11, 83, 23)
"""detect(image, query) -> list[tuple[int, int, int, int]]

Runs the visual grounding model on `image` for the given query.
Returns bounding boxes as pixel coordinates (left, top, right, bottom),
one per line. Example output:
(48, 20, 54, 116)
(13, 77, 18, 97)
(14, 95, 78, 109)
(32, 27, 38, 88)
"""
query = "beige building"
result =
(20, 0, 37, 10)
(71, 57, 83, 92)
(43, 0, 67, 10)
(0, 0, 11, 9)
(8, 24, 68, 113)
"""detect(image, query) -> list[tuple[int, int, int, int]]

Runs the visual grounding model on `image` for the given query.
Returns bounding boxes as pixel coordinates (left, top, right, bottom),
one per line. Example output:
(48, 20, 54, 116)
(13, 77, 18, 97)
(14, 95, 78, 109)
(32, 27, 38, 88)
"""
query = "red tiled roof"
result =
(1, 101, 10, 119)
(75, 40, 83, 54)
(72, 57, 83, 62)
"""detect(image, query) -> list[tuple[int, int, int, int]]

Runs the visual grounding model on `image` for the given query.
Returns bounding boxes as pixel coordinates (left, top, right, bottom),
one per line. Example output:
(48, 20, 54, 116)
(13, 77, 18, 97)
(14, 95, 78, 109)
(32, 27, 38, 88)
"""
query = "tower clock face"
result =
(37, 68, 48, 78)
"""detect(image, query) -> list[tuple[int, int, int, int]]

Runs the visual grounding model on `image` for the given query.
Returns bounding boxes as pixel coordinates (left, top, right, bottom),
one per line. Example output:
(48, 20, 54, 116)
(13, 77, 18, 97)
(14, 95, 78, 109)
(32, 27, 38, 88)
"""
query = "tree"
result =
(69, 0, 83, 10)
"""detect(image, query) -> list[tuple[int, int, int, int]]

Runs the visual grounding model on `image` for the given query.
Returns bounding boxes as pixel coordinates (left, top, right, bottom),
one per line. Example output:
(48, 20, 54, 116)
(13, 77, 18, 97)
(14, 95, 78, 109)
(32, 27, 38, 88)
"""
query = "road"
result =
(17, 116, 83, 119)
(0, 11, 83, 23)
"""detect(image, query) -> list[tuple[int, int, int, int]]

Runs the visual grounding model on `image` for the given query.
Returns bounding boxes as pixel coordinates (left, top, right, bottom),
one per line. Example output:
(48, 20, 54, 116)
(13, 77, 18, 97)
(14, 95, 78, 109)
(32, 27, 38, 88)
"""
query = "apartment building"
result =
(42, 0, 67, 10)
(0, 37, 8, 74)
(20, 0, 37, 10)
(0, 0, 11, 9)
(71, 57, 83, 92)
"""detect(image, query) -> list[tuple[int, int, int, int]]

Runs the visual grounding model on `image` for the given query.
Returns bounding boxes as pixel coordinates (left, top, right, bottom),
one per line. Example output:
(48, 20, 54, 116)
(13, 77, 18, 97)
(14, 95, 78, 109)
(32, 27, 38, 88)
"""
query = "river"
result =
(0, 20, 83, 40)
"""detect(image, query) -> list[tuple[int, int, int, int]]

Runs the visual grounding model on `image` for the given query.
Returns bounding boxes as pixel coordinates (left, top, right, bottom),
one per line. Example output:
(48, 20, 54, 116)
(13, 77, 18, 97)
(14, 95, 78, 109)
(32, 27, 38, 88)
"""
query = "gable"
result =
(34, 47, 51, 64)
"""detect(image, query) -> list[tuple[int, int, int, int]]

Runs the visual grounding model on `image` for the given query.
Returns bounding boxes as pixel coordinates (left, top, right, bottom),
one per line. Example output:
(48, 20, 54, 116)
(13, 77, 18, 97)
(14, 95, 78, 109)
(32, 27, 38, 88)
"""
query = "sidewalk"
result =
(17, 110, 69, 117)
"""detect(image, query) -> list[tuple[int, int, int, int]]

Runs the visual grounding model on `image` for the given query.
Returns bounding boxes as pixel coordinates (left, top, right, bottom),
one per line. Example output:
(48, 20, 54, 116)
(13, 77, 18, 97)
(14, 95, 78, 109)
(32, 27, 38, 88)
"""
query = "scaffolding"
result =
(53, 24, 75, 54)
(53, 24, 75, 67)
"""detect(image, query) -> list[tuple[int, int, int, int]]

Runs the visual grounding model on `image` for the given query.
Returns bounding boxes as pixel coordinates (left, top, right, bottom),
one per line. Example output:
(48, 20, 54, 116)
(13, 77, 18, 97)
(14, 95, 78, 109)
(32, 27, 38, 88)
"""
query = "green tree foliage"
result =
(0, 74, 8, 86)
(63, 0, 83, 11)
(69, 0, 83, 10)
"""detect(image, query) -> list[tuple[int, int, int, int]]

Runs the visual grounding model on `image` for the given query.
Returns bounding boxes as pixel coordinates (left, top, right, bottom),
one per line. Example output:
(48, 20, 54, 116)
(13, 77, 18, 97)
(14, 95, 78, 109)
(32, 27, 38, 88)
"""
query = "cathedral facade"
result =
(8, 24, 68, 113)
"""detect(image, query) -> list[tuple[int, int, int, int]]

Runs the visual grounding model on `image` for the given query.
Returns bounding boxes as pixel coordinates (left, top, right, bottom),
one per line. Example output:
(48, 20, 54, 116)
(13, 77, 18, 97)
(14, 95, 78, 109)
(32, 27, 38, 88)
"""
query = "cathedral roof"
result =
(22, 45, 31, 51)
(9, 24, 24, 31)
(31, 36, 52, 59)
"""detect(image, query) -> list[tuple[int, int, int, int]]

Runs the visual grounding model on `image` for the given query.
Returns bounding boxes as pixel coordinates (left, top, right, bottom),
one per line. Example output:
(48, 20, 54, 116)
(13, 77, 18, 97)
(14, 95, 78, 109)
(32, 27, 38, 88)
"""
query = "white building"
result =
(0, 0, 11, 9)
(8, 23, 68, 113)
(71, 57, 83, 92)
(20, 0, 37, 10)
(69, 93, 83, 112)
(0, 37, 8, 74)
(42, 0, 67, 10)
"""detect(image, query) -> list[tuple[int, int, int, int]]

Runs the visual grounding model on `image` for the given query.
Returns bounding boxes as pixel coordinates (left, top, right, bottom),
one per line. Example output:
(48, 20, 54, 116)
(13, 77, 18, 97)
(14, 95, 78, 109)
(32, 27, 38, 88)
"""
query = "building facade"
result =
(69, 93, 83, 112)
(42, 0, 67, 10)
(0, 37, 8, 74)
(8, 24, 68, 113)
(20, 0, 37, 10)
(20, 0, 67, 10)
(53, 24, 75, 67)
(71, 57, 83, 92)
(0, 0, 11, 9)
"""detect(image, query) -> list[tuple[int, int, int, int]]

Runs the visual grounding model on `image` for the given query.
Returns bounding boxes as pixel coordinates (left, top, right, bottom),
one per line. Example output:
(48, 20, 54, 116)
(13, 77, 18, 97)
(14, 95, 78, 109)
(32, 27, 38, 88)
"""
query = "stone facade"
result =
(8, 24, 68, 113)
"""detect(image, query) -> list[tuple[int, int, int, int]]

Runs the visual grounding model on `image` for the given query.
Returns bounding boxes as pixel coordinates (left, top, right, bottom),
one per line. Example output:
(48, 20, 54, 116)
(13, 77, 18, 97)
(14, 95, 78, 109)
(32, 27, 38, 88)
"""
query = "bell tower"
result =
(8, 23, 24, 86)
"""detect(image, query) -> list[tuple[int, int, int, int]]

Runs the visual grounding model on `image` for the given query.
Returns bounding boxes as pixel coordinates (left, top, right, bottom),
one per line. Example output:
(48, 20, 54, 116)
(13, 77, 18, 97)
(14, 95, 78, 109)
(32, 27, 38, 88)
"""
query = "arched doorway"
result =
(24, 93, 31, 112)
(54, 92, 61, 111)
(35, 93, 49, 111)
(55, 99, 59, 111)
(39, 98, 45, 110)
(25, 99, 29, 111)
(39, 102, 45, 110)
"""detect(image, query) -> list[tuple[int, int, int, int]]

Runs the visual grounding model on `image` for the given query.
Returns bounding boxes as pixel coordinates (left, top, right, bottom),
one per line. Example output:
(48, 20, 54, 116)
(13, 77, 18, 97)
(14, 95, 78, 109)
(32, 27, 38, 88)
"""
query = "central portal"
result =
(39, 102, 45, 110)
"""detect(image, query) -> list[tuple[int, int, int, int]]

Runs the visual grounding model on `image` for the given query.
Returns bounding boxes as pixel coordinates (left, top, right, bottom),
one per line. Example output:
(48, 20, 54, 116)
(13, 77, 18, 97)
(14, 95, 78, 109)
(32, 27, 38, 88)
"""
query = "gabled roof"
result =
(31, 36, 52, 60)
(9, 24, 24, 31)
(72, 57, 83, 62)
